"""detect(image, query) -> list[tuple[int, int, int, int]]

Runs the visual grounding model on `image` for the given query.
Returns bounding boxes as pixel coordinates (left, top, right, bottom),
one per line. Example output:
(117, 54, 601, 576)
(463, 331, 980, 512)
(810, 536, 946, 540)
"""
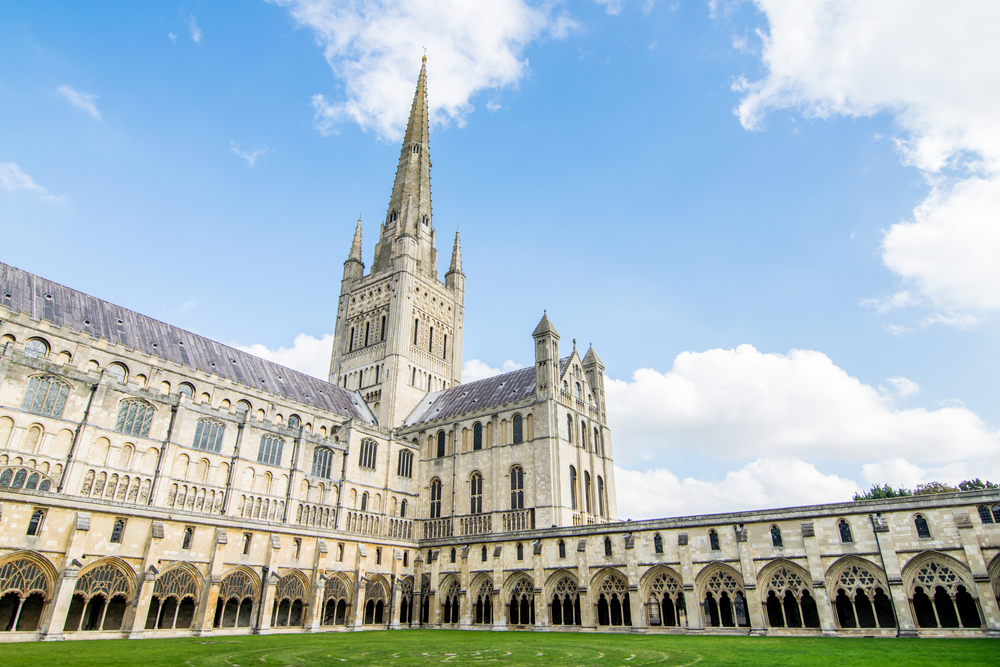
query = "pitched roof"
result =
(0, 262, 375, 424)
(532, 312, 559, 337)
(403, 364, 544, 427)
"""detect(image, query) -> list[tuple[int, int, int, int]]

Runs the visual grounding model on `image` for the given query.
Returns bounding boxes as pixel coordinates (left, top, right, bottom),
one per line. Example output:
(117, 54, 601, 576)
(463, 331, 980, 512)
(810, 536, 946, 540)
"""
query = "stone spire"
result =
(371, 57, 436, 276)
(448, 231, 462, 274)
(347, 217, 363, 264)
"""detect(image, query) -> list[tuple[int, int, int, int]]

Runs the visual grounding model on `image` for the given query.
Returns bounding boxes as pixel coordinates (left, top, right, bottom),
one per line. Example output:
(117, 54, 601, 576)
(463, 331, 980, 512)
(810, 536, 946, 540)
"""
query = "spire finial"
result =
(448, 230, 462, 274)
(573, 338, 577, 350)
(347, 217, 363, 263)
(422, 48, 427, 63)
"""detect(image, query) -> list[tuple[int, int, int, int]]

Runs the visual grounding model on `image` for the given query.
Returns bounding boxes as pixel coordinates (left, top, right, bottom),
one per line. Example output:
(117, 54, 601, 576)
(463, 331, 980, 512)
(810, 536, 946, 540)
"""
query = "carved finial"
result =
(422, 48, 427, 63)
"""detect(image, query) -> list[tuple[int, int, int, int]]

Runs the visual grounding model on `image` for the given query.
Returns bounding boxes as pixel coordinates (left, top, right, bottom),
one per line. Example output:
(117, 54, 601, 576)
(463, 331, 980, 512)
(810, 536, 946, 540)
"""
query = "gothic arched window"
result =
(312, 447, 334, 479)
(359, 439, 377, 470)
(597, 476, 605, 517)
(914, 515, 932, 539)
(770, 525, 783, 548)
(400, 500, 407, 518)
(709, 530, 720, 551)
(257, 435, 284, 466)
(510, 465, 524, 510)
(470, 472, 483, 514)
(566, 414, 573, 443)
(193, 419, 225, 453)
(569, 466, 578, 510)
(430, 479, 442, 519)
(115, 399, 154, 438)
(584, 471, 592, 513)
(437, 431, 445, 458)
(558, 540, 566, 558)
(581, 420, 587, 450)
(360, 492, 368, 512)
(838, 519, 853, 543)
(380, 316, 387, 342)
(473, 422, 483, 450)
(654, 533, 663, 554)
(516, 543, 524, 560)
(604, 536, 612, 556)
(512, 414, 523, 444)
(482, 546, 488, 562)
(21, 376, 70, 418)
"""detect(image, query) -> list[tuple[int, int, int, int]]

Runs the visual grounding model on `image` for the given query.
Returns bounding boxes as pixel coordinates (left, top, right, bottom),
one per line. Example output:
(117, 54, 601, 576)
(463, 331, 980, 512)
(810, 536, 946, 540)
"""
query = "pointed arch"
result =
(544, 569, 581, 627)
(901, 551, 981, 629)
(591, 567, 630, 627)
(825, 556, 893, 630)
(757, 559, 819, 629)
(695, 562, 748, 628)
(0, 550, 57, 598)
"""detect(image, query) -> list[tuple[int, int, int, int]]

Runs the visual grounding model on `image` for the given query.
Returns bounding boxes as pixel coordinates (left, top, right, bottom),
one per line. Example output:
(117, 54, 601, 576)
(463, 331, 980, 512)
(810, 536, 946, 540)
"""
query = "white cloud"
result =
(229, 141, 269, 167)
(0, 163, 61, 201)
(615, 458, 861, 519)
(594, 0, 626, 16)
(168, 32, 177, 44)
(885, 376, 919, 398)
(236, 333, 333, 379)
(57, 85, 101, 120)
(735, 0, 1000, 320)
(462, 358, 524, 383)
(605, 344, 999, 466)
(272, 0, 552, 140)
(186, 14, 202, 43)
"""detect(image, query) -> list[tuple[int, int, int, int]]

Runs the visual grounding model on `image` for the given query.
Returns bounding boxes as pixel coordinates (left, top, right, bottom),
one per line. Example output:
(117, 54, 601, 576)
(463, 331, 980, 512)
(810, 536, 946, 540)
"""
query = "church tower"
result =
(329, 58, 465, 428)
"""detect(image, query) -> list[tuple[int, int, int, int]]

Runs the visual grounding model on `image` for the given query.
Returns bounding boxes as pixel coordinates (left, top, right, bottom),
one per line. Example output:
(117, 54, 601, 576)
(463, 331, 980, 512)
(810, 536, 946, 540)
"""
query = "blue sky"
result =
(2, 1, 998, 518)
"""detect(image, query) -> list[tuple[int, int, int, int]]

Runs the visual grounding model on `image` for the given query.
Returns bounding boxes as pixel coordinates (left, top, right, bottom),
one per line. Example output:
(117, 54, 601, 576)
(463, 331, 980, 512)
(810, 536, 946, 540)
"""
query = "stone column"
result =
(623, 534, 642, 630)
(256, 572, 278, 634)
(576, 538, 595, 630)
(194, 528, 229, 635)
(305, 539, 329, 632)
(459, 547, 472, 627)
(127, 521, 166, 638)
(870, 515, 917, 636)
(492, 545, 505, 630)
(40, 511, 92, 640)
(677, 532, 699, 631)
(412, 553, 424, 628)
(953, 510, 1000, 634)
(800, 522, 837, 634)
(735, 526, 765, 632)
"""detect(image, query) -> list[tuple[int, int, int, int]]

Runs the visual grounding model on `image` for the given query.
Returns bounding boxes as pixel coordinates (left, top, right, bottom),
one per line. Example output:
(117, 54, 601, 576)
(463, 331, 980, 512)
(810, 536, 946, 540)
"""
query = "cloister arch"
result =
(825, 556, 895, 630)
(757, 559, 821, 629)
(64, 557, 137, 632)
(272, 570, 309, 628)
(398, 576, 414, 626)
(214, 567, 259, 629)
(322, 574, 352, 626)
(440, 576, 461, 625)
(504, 572, 534, 626)
(0, 550, 57, 632)
(591, 568, 631, 627)
(640, 565, 685, 628)
(545, 570, 580, 626)
(363, 576, 389, 625)
(695, 563, 749, 628)
(470, 573, 493, 625)
(146, 562, 201, 630)
(901, 551, 982, 629)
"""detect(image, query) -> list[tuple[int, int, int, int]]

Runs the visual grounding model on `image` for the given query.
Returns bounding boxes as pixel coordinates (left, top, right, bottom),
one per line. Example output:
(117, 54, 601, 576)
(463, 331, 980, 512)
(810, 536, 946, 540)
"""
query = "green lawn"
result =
(5, 630, 995, 666)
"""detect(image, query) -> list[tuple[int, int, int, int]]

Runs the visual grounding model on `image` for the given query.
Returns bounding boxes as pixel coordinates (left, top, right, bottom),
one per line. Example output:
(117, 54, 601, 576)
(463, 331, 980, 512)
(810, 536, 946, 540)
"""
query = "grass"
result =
(4, 630, 995, 667)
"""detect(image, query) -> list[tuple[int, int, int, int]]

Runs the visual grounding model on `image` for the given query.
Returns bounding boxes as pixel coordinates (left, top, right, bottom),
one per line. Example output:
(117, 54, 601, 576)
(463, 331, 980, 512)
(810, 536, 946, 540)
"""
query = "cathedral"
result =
(1, 59, 998, 641)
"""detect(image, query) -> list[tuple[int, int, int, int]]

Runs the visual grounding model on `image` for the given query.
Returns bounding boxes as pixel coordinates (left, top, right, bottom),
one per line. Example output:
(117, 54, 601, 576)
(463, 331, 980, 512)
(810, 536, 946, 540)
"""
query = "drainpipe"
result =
(148, 403, 179, 504)
(58, 375, 100, 493)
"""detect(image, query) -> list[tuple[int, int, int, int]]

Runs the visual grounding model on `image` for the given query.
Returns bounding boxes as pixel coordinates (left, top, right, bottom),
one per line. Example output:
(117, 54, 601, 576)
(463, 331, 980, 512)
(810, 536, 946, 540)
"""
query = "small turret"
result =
(344, 217, 364, 281)
(532, 312, 560, 399)
(445, 231, 464, 292)
(583, 344, 606, 422)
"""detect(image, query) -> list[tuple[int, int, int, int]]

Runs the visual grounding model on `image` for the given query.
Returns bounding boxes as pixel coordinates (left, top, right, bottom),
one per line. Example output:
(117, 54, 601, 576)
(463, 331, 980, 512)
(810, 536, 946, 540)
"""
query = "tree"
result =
(914, 481, 959, 495)
(958, 478, 998, 491)
(853, 484, 913, 501)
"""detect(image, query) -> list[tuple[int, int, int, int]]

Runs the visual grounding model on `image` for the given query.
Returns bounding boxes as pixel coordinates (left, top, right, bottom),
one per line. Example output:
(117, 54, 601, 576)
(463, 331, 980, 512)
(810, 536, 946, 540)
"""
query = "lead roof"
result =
(404, 356, 572, 427)
(0, 262, 375, 424)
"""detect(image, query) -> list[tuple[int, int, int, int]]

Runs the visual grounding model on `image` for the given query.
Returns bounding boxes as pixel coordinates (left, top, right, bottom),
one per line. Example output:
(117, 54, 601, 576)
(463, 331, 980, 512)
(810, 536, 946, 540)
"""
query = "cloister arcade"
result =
(0, 549, 996, 637)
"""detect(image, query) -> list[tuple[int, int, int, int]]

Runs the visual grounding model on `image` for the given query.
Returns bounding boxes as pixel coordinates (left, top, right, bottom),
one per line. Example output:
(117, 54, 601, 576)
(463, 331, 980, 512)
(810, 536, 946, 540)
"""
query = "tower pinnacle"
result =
(347, 217, 363, 263)
(448, 231, 462, 274)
